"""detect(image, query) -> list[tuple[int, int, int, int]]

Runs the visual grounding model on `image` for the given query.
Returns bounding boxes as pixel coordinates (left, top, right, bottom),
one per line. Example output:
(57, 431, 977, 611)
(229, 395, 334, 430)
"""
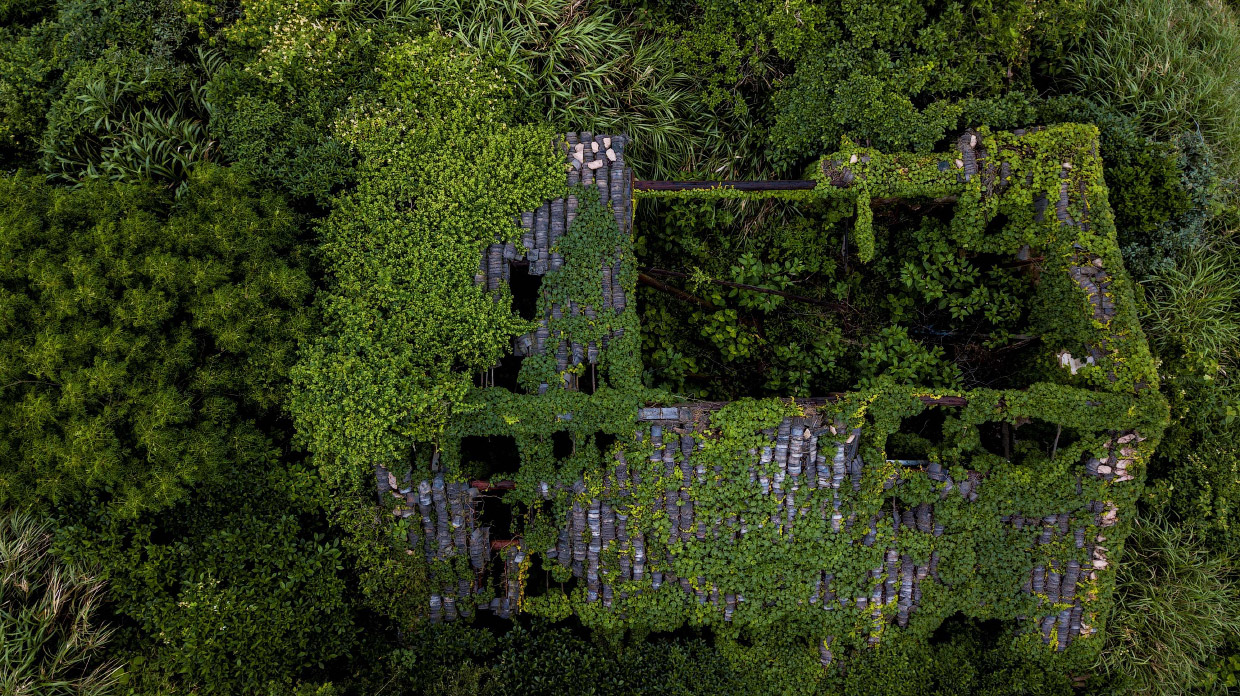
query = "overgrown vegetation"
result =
(1, 0, 1238, 692)
(1065, 0, 1240, 177)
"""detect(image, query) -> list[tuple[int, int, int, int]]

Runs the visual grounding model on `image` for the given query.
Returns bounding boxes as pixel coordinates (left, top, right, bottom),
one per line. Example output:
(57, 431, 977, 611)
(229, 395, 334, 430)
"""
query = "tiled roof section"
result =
(477, 133, 631, 287)
(547, 407, 964, 657)
(567, 133, 633, 239)
(512, 287, 628, 393)
(375, 413, 1148, 659)
(1004, 429, 1145, 651)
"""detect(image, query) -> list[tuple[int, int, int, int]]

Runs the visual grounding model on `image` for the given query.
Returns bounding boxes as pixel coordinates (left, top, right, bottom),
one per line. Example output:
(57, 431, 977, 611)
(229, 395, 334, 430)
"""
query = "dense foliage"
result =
(1, 0, 1238, 693)
(0, 166, 311, 515)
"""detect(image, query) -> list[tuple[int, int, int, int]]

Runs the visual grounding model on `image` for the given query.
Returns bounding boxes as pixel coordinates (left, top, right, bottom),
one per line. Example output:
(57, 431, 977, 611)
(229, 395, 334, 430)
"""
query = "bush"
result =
(0, 22, 58, 166)
(38, 48, 220, 187)
(204, 5, 377, 203)
(385, 622, 740, 696)
(841, 618, 1077, 696)
(749, 0, 1083, 167)
(0, 512, 121, 696)
(415, 0, 725, 178)
(57, 460, 358, 695)
(1162, 435, 1240, 551)
(290, 32, 562, 474)
(1037, 97, 1224, 277)
(1094, 512, 1240, 696)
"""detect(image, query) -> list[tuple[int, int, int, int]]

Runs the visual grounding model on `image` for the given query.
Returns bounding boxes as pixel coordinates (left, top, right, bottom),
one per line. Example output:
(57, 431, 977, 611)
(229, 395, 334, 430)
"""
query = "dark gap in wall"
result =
(928, 612, 1006, 645)
(580, 363, 598, 395)
(595, 432, 618, 458)
(470, 597, 512, 632)
(460, 435, 519, 480)
(887, 407, 947, 459)
(520, 550, 560, 599)
(983, 212, 1011, 238)
(490, 354, 524, 392)
(553, 430, 574, 460)
(978, 419, 1076, 462)
(476, 492, 514, 542)
(509, 261, 542, 321)
(1012, 419, 1081, 462)
(978, 422, 1009, 460)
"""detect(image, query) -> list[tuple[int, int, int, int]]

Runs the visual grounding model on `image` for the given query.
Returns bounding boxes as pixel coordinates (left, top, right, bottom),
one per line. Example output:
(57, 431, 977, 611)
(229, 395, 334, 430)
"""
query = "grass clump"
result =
(1142, 246, 1240, 374)
(0, 513, 121, 696)
(1065, 0, 1240, 175)
(1096, 512, 1240, 695)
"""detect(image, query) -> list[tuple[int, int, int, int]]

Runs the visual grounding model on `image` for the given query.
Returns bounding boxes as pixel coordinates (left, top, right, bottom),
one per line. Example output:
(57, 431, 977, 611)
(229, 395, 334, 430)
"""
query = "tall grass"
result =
(410, 0, 735, 178)
(1142, 247, 1240, 372)
(0, 513, 121, 696)
(1065, 0, 1240, 176)
(1097, 513, 1240, 696)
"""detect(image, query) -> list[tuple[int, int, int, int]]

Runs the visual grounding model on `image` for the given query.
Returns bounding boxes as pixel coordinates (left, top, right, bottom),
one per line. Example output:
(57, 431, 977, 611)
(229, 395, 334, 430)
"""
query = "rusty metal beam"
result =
(633, 179, 819, 192)
(470, 480, 516, 491)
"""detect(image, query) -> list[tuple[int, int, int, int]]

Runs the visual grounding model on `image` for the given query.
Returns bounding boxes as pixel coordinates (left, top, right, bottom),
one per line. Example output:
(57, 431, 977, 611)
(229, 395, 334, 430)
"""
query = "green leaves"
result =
(1, 512, 122, 696)
(57, 460, 356, 695)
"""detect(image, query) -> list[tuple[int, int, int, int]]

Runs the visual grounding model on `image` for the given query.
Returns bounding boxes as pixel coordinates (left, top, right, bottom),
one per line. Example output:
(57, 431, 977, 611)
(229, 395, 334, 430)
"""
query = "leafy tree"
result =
(291, 32, 563, 479)
(0, 165, 313, 516)
(56, 459, 357, 695)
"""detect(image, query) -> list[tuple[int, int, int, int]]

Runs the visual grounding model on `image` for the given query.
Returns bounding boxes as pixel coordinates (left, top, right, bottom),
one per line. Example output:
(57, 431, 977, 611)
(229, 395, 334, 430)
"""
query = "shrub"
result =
(52, 0, 199, 65)
(58, 460, 358, 695)
(841, 617, 1076, 696)
(39, 48, 220, 188)
(1166, 437, 1240, 550)
(1148, 410, 1240, 553)
(0, 0, 216, 181)
(0, 512, 121, 696)
(0, 0, 53, 24)
(385, 622, 740, 695)
(1064, 0, 1240, 175)
(1036, 97, 1224, 277)
(0, 22, 58, 166)
(204, 6, 376, 203)
(741, 0, 1085, 167)
(856, 326, 962, 390)
(413, 0, 725, 178)
(1094, 512, 1240, 696)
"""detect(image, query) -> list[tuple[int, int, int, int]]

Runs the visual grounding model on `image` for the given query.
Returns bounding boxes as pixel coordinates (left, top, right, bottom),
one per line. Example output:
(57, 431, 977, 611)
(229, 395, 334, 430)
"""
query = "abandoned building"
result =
(375, 126, 1162, 666)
